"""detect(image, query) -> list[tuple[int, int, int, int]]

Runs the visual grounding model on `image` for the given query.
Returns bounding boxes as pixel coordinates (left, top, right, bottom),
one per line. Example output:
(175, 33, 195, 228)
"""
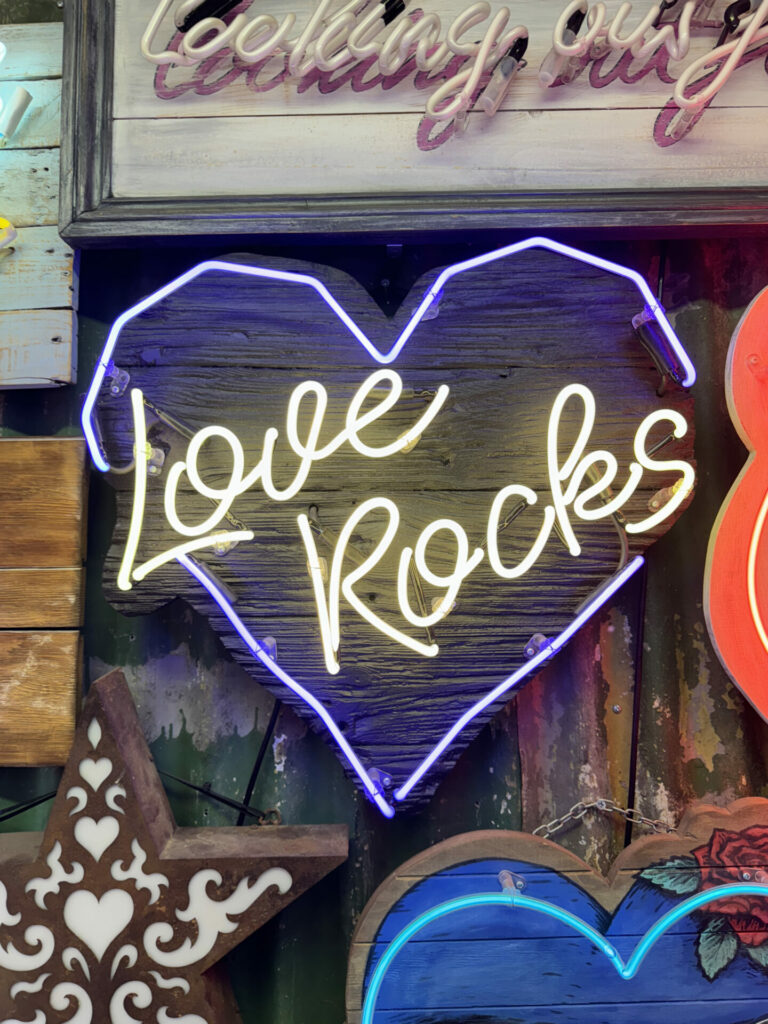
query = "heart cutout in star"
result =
(85, 240, 696, 814)
(63, 889, 134, 963)
(73, 816, 120, 862)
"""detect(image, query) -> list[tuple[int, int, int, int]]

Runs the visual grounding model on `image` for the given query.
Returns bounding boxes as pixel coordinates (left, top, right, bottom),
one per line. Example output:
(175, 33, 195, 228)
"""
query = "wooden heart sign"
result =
(83, 238, 696, 814)
(705, 286, 768, 720)
(347, 800, 768, 1023)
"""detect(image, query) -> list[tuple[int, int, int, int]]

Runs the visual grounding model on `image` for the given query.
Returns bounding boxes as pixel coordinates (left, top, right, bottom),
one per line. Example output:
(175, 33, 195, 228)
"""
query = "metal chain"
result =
(533, 798, 676, 839)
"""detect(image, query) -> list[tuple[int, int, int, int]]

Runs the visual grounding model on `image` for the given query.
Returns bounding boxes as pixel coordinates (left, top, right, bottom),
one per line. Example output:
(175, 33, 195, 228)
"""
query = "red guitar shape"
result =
(706, 286, 768, 719)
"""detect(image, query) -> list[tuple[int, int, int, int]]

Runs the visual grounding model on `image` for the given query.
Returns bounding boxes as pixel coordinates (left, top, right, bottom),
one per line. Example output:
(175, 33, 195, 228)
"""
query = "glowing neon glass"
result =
(361, 883, 768, 1023)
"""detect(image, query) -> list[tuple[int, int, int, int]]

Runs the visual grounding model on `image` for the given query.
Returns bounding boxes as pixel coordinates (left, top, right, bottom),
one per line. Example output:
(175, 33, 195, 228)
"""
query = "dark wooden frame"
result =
(60, 0, 768, 244)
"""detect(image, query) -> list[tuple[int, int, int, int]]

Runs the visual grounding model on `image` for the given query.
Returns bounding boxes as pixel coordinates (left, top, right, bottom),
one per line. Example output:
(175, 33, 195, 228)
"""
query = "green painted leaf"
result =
(747, 943, 768, 969)
(639, 856, 701, 894)
(698, 917, 739, 980)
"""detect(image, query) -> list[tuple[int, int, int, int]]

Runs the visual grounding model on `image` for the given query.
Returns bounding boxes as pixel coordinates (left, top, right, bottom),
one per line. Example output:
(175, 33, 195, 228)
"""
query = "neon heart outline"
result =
(81, 236, 696, 818)
(361, 883, 768, 1022)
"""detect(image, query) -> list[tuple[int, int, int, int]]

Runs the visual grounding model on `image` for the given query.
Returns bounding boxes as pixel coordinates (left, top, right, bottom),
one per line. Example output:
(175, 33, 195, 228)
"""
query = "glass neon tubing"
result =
(176, 551, 642, 812)
(361, 883, 768, 1024)
(176, 551, 395, 819)
(81, 238, 695, 472)
(394, 554, 645, 800)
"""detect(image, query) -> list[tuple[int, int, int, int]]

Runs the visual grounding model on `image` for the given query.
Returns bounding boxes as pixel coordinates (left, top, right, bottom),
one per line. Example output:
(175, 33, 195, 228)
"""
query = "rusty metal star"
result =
(0, 669, 347, 1023)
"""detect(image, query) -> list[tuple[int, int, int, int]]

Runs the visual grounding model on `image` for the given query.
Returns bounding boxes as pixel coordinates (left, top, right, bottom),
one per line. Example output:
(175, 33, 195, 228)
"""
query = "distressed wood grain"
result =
(111, 107, 768, 201)
(0, 308, 75, 386)
(0, 226, 77, 312)
(0, 22, 62, 80)
(0, 630, 79, 763)
(0, 148, 59, 227)
(0, 438, 86, 567)
(0, 568, 83, 627)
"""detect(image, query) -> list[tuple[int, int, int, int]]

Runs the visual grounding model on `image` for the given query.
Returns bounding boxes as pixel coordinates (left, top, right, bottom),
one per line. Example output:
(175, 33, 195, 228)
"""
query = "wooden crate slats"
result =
(0, 438, 87, 767)
(0, 21, 76, 389)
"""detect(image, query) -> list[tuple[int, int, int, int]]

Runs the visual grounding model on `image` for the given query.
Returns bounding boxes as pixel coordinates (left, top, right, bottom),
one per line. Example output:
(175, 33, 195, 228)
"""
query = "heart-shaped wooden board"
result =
(92, 244, 695, 812)
(347, 799, 768, 1024)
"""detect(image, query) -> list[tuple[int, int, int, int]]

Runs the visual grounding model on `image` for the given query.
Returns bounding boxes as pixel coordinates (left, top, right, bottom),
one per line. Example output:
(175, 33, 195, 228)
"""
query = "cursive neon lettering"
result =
(397, 519, 484, 627)
(119, 373, 694, 667)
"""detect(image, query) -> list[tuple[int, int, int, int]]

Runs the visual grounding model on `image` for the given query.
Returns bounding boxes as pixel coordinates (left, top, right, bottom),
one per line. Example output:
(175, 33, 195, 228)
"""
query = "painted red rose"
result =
(692, 826, 768, 947)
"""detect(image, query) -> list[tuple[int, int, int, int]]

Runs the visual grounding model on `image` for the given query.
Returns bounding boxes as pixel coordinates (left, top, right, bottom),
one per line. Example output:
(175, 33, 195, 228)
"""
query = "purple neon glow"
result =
(393, 555, 645, 801)
(80, 238, 695, 473)
(176, 552, 397, 818)
(81, 238, 695, 815)
(178, 549, 643, 812)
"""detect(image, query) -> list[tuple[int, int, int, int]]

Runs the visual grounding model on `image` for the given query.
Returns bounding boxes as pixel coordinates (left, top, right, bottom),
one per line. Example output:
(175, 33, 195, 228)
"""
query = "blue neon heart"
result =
(361, 859, 768, 1023)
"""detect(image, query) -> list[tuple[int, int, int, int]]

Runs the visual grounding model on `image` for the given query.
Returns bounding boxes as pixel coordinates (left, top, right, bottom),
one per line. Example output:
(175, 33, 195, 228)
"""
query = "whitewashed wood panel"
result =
(0, 79, 61, 150)
(0, 226, 77, 313)
(0, 309, 75, 388)
(111, 106, 768, 199)
(0, 23, 63, 81)
(113, 0, 768, 119)
(0, 149, 59, 226)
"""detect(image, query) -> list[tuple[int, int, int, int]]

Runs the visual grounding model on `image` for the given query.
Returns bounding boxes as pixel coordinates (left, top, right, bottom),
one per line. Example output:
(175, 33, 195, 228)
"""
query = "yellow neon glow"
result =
(117, 389, 149, 592)
(397, 519, 483, 627)
(132, 531, 254, 583)
(547, 384, 595, 556)
(297, 499, 439, 673)
(486, 485, 556, 579)
(748, 489, 768, 654)
(624, 409, 695, 532)
(119, 375, 694, 664)
(297, 512, 341, 675)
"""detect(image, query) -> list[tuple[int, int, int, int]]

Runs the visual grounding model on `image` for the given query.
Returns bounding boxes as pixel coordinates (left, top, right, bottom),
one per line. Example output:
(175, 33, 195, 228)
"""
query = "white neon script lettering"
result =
(141, 0, 527, 122)
(117, 371, 449, 588)
(119, 375, 694, 668)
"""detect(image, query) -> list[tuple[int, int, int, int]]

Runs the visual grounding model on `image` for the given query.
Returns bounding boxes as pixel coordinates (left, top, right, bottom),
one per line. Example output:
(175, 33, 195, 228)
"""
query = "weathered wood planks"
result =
(0, 21, 77, 388)
(0, 438, 87, 765)
(108, 1, 768, 198)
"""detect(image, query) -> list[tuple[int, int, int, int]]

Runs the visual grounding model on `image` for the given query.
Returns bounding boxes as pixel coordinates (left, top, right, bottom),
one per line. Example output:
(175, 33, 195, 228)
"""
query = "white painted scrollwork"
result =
(110, 943, 138, 980)
(26, 843, 84, 909)
(157, 1009, 208, 1024)
(111, 840, 169, 904)
(0, 880, 21, 926)
(49, 983, 92, 1024)
(86, 719, 101, 749)
(109, 981, 151, 1024)
(143, 867, 292, 968)
(73, 816, 119, 862)
(62, 947, 90, 981)
(0, 927, 55, 972)
(65, 789, 88, 817)
(148, 972, 189, 996)
(78, 757, 112, 792)
(105, 785, 127, 814)
(10, 975, 50, 1000)
(0, 1011, 46, 1024)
